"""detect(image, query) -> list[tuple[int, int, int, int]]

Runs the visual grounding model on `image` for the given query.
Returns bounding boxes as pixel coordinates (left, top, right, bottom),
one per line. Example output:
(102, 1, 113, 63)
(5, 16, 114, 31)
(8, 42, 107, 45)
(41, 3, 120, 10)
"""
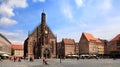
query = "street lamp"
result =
(45, 50, 48, 58)
(60, 48, 62, 63)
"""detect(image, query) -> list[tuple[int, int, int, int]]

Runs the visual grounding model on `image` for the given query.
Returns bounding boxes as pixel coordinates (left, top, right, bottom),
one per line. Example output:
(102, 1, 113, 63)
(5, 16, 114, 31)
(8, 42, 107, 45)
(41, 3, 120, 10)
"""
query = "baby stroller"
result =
(44, 60, 48, 65)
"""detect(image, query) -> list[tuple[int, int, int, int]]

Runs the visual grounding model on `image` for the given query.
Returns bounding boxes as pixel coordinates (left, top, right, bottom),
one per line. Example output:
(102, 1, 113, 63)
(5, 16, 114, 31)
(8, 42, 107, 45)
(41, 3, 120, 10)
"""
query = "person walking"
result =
(18, 57, 21, 62)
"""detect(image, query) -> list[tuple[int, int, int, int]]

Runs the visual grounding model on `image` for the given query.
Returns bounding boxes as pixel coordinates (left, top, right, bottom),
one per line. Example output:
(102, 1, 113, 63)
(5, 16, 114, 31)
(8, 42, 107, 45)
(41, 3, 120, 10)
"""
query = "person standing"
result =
(18, 57, 21, 62)
(30, 57, 33, 62)
(0, 56, 2, 62)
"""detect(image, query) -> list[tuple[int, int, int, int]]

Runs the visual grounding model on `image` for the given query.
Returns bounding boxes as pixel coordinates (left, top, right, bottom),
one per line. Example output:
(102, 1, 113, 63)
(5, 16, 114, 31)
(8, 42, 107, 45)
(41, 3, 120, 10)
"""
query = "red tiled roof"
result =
(83, 32, 96, 41)
(111, 34, 120, 42)
(63, 38, 75, 45)
(12, 45, 24, 50)
(83, 32, 102, 43)
(96, 39, 102, 43)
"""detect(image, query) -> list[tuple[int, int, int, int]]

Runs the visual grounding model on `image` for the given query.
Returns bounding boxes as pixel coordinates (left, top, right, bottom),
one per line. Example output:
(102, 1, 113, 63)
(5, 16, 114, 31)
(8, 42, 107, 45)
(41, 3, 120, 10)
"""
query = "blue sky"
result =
(0, 0, 120, 44)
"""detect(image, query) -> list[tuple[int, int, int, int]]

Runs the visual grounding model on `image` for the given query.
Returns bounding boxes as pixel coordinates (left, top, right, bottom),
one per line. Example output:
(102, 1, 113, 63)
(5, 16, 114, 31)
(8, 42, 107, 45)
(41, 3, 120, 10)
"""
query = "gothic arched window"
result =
(51, 41, 54, 53)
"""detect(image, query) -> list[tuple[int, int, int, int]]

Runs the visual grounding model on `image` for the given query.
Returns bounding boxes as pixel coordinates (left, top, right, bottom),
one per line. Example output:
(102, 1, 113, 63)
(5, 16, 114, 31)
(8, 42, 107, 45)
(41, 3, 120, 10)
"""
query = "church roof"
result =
(29, 12, 56, 39)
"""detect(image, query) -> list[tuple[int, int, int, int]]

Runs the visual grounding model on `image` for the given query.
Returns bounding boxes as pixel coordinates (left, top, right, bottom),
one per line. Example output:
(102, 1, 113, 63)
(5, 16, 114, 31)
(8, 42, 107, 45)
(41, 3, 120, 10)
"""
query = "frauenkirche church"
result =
(24, 12, 57, 59)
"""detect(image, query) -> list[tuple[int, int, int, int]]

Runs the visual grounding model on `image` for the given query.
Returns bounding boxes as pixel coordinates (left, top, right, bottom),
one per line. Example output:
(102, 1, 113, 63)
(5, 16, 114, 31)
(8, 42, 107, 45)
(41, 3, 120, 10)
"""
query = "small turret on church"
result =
(41, 12, 47, 35)
(41, 12, 46, 25)
(24, 11, 57, 59)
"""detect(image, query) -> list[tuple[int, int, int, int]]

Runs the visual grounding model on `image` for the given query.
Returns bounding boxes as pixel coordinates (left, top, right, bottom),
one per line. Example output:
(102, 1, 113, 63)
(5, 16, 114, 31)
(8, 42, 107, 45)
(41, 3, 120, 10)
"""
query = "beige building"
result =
(12, 45, 24, 58)
(61, 39, 75, 57)
(0, 33, 11, 56)
(79, 32, 104, 56)
(75, 43, 79, 55)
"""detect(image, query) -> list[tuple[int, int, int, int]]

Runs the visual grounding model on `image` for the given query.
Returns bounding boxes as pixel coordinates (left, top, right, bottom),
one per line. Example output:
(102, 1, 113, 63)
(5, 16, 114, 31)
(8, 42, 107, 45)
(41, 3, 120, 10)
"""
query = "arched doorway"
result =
(43, 49, 50, 58)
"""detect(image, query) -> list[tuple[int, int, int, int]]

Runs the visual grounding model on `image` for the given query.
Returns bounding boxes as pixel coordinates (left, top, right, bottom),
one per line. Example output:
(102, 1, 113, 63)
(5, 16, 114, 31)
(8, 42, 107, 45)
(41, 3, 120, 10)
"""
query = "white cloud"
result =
(63, 6, 73, 20)
(101, 0, 112, 11)
(75, 0, 84, 8)
(0, 0, 28, 26)
(8, 0, 28, 8)
(60, 0, 73, 20)
(0, 4, 14, 17)
(0, 17, 17, 26)
(33, 0, 45, 2)
(98, 0, 112, 13)
(73, 0, 113, 26)
(0, 30, 27, 44)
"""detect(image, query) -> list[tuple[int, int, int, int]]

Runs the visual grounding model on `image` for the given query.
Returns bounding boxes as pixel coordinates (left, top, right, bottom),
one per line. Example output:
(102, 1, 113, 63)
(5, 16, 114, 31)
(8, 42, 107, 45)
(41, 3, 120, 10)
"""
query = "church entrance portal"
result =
(43, 49, 50, 58)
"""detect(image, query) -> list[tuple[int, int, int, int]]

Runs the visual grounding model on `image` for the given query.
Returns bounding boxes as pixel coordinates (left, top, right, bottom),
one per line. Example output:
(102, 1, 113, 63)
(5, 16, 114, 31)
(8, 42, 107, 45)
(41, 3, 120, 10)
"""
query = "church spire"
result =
(41, 10, 46, 25)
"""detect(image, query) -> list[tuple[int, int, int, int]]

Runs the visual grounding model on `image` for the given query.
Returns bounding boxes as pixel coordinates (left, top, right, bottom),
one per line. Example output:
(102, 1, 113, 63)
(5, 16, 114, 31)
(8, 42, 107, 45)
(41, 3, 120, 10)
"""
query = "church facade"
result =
(24, 12, 57, 59)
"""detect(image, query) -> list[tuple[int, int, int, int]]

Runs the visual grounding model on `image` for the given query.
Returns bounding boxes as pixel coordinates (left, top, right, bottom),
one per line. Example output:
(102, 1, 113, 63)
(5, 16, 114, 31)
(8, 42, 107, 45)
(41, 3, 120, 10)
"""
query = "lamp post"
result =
(59, 48, 62, 63)
(45, 50, 48, 58)
(60, 55, 61, 63)
(50, 46, 52, 58)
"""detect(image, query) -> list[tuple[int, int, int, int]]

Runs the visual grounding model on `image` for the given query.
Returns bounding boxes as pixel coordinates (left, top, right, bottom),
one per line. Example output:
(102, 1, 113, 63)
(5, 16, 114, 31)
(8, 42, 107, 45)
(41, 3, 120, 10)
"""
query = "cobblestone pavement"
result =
(0, 59, 120, 67)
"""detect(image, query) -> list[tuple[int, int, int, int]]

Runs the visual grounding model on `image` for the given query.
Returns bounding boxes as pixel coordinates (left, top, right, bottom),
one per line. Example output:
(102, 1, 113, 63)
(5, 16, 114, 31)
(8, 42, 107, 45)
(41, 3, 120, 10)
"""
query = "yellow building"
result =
(12, 45, 24, 58)
(96, 39, 104, 55)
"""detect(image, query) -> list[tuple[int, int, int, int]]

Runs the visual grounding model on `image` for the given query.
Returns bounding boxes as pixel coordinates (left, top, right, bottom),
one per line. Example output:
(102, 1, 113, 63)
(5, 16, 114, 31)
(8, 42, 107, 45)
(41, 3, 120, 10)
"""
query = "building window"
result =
(51, 41, 54, 53)
(45, 35, 48, 45)
(0, 47, 2, 51)
(117, 47, 120, 50)
(117, 41, 120, 46)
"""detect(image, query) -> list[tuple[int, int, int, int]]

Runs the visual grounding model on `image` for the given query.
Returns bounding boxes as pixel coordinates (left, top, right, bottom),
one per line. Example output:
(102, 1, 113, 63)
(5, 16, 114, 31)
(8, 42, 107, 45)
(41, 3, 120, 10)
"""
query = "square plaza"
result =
(0, 59, 120, 67)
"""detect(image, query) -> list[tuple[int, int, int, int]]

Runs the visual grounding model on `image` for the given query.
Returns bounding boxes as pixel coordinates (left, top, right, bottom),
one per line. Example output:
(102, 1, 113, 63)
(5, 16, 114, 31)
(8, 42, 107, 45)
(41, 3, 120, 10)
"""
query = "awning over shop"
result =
(0, 51, 10, 56)
(2, 54, 9, 56)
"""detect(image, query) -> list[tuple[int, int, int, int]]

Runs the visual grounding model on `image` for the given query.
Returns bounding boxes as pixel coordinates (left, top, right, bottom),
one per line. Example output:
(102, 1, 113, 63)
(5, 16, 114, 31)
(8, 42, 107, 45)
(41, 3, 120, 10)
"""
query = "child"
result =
(43, 57, 48, 65)
(44, 58, 48, 65)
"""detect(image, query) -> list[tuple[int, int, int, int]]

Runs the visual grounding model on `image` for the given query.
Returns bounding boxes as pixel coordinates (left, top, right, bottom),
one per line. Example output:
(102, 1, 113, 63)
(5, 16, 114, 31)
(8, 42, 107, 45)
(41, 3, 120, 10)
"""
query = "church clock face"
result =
(45, 30, 48, 34)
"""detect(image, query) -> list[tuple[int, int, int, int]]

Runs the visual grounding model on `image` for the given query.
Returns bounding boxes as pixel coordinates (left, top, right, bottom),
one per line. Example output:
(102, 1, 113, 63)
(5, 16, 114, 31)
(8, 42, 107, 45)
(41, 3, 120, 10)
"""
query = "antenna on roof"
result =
(28, 31, 30, 36)
(43, 9, 45, 13)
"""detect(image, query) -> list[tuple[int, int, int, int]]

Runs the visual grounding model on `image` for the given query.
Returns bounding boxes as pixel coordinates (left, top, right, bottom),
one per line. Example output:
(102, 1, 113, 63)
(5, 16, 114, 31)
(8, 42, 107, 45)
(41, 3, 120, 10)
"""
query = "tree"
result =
(11, 48, 14, 56)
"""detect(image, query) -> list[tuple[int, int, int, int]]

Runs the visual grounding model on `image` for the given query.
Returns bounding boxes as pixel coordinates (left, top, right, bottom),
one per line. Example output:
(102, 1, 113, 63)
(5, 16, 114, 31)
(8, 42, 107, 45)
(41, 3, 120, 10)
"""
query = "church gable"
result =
(30, 12, 55, 40)
(46, 25, 56, 39)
